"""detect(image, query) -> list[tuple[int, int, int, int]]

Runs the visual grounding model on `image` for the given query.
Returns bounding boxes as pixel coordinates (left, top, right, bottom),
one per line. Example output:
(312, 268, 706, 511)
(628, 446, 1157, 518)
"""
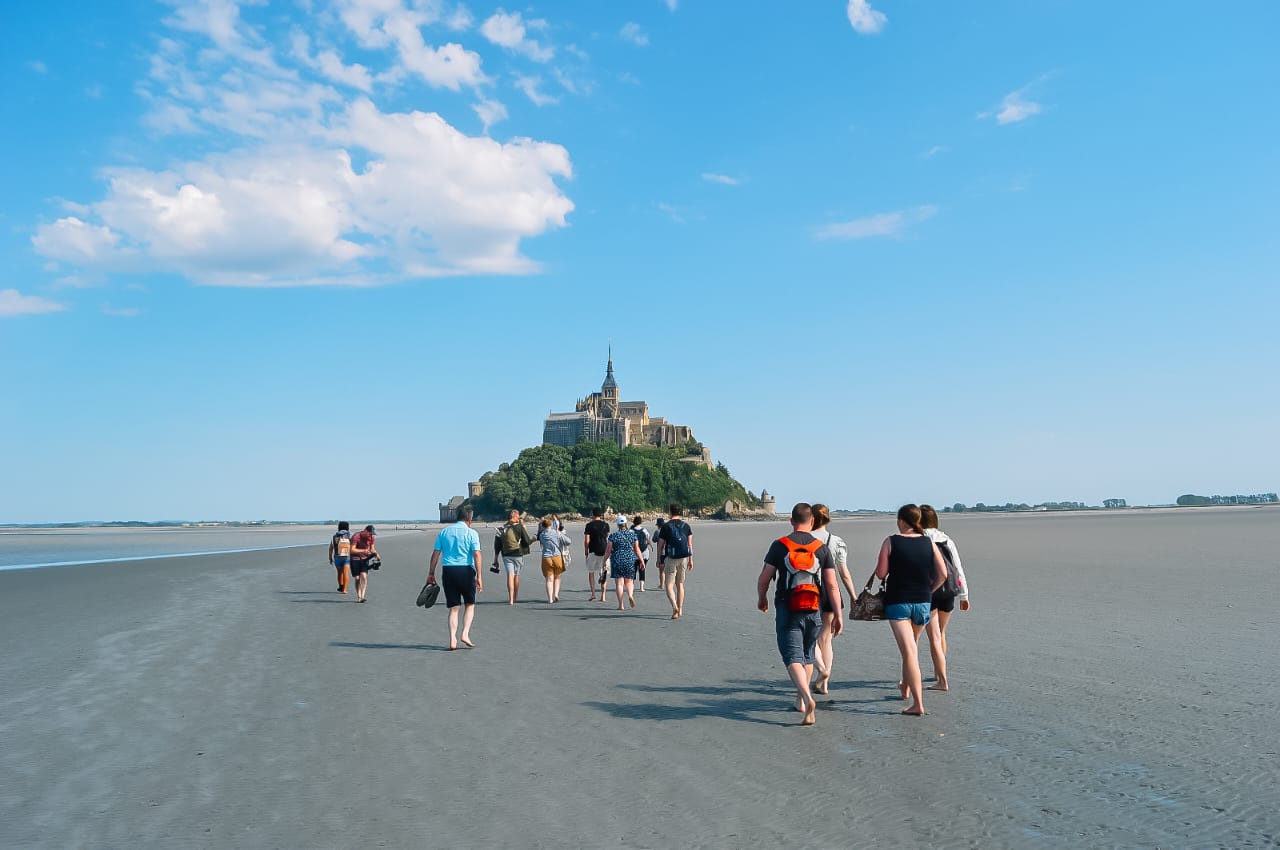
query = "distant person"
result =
(920, 504, 970, 692)
(631, 516, 651, 591)
(584, 508, 611, 602)
(537, 517, 572, 604)
(603, 515, 644, 610)
(809, 504, 856, 695)
(349, 524, 378, 603)
(328, 520, 352, 594)
(657, 504, 694, 619)
(756, 502, 843, 726)
(866, 504, 947, 716)
(654, 517, 667, 593)
(428, 506, 484, 650)
(493, 509, 534, 605)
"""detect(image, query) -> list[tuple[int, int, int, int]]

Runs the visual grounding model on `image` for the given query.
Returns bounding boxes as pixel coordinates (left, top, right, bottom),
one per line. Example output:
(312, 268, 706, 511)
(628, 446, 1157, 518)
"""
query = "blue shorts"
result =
(885, 602, 931, 625)
(775, 608, 822, 666)
(334, 557, 350, 568)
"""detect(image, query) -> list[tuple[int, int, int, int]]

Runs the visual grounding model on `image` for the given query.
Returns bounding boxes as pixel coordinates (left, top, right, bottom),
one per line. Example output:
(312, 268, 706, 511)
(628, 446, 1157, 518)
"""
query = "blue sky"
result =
(2, 0, 1277, 522)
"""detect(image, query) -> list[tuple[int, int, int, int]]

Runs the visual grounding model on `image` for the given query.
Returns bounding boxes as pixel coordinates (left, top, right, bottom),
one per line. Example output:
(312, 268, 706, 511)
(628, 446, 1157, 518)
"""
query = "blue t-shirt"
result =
(434, 522, 482, 566)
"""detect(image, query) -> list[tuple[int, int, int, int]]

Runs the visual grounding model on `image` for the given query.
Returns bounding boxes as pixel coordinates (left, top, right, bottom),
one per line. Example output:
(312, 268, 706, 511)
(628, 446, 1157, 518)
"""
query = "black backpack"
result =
(663, 521, 691, 559)
(634, 527, 650, 551)
(938, 540, 959, 596)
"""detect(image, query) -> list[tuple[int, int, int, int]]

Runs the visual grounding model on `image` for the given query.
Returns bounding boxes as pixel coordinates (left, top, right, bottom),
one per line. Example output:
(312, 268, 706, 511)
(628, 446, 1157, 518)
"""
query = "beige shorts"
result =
(540, 554, 565, 577)
(664, 556, 690, 584)
(586, 553, 608, 574)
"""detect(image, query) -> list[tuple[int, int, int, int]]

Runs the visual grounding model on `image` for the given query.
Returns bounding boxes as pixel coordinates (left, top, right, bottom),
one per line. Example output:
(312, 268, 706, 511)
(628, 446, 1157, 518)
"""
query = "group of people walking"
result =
(756, 502, 968, 725)
(326, 501, 969, 719)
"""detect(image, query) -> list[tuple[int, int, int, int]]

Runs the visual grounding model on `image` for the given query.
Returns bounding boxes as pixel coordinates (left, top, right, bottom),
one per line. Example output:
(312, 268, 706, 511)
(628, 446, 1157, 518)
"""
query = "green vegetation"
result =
(467, 442, 758, 519)
(1177, 493, 1277, 506)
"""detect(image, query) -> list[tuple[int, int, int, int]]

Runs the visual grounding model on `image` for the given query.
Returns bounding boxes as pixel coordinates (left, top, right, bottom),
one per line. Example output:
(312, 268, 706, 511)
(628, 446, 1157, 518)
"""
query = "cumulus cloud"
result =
(847, 0, 887, 35)
(0, 289, 67, 317)
(31, 1, 574, 286)
(515, 74, 558, 106)
(815, 205, 938, 241)
(620, 23, 649, 47)
(701, 172, 739, 186)
(481, 10, 554, 62)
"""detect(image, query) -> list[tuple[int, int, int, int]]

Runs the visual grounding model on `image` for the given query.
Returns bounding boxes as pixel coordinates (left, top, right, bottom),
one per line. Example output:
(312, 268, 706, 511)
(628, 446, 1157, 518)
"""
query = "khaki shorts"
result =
(540, 554, 565, 577)
(586, 553, 607, 574)
(664, 556, 690, 584)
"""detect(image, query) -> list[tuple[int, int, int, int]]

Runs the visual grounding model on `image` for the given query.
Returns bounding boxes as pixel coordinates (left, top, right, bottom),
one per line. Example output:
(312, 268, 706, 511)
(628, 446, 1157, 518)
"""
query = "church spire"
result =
(602, 344, 618, 392)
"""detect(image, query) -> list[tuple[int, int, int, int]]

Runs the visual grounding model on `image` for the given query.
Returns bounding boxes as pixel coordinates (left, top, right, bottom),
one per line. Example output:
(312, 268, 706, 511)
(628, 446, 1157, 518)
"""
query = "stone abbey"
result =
(542, 350, 710, 465)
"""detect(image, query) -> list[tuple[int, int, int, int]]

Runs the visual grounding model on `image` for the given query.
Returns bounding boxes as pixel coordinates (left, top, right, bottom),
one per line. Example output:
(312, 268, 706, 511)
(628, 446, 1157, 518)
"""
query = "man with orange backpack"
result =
(756, 502, 843, 726)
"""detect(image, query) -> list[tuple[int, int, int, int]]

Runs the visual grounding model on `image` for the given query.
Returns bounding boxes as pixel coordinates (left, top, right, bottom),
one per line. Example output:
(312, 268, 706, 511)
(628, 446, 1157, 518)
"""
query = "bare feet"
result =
(670, 610, 679, 620)
(629, 594, 636, 608)
(617, 604, 625, 610)
(901, 706, 925, 716)
(926, 683, 949, 692)
(800, 695, 817, 725)
(813, 675, 830, 696)
(460, 636, 475, 648)
(898, 681, 911, 701)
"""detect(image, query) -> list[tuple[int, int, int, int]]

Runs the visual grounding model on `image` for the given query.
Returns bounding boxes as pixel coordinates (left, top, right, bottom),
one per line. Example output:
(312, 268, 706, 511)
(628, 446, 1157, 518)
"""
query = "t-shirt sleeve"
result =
(433, 535, 443, 552)
(818, 545, 836, 573)
(763, 539, 787, 570)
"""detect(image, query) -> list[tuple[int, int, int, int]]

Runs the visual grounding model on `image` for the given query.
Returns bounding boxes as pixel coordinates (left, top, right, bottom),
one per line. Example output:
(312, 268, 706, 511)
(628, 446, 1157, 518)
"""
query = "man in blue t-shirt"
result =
(429, 506, 484, 650)
(656, 504, 694, 619)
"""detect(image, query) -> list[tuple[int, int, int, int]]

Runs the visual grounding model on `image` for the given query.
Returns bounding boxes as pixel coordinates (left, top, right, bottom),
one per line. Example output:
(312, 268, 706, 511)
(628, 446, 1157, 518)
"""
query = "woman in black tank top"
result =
(867, 505, 947, 716)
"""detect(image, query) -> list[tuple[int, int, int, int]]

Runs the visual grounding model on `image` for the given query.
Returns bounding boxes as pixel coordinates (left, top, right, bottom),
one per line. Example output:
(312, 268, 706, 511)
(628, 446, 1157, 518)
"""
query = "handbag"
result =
(367, 555, 382, 571)
(849, 578, 886, 621)
(416, 581, 440, 608)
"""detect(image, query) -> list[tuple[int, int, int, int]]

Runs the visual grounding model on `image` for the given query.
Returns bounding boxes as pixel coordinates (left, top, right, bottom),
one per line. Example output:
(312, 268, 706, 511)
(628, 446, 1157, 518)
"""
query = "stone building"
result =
(543, 349, 710, 466)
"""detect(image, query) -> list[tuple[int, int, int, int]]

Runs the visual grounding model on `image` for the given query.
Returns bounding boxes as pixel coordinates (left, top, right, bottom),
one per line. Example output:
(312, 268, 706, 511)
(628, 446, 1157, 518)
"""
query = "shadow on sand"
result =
(584, 678, 900, 724)
(329, 640, 451, 652)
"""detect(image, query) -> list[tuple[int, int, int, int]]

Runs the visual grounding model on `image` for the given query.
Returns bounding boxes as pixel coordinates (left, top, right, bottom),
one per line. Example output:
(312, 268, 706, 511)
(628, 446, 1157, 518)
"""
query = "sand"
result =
(1, 507, 1278, 848)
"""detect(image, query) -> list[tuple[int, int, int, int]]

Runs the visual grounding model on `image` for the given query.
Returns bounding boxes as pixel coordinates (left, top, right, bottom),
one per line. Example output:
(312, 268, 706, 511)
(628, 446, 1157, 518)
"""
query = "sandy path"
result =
(1, 509, 1277, 848)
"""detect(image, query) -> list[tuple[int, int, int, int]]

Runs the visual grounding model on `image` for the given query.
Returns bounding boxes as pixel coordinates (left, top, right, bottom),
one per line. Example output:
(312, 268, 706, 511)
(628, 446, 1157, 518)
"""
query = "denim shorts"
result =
(884, 602, 932, 625)
(775, 608, 822, 666)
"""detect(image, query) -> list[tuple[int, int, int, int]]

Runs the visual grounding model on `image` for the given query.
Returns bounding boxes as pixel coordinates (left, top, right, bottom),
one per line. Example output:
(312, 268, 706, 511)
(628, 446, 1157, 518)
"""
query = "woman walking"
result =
(603, 516, 644, 610)
(868, 504, 947, 716)
(537, 517, 572, 604)
(919, 504, 970, 691)
(809, 504, 856, 695)
(631, 516, 651, 591)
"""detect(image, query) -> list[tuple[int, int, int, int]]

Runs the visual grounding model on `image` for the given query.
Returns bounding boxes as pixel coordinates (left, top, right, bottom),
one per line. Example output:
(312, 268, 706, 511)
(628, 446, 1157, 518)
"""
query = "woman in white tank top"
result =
(810, 504, 858, 694)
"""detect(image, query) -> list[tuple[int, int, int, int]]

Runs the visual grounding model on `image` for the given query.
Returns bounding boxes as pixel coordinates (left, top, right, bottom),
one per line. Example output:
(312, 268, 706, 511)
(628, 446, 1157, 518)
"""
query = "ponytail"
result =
(897, 504, 925, 535)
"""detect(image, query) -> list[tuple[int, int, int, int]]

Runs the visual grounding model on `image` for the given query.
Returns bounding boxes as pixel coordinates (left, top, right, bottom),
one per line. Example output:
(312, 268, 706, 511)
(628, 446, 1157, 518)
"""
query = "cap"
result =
(365, 525, 376, 534)
(616, 516, 627, 525)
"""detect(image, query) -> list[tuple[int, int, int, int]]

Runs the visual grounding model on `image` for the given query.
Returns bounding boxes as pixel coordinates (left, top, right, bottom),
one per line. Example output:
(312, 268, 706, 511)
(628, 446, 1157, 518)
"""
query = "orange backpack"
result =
(778, 536, 823, 612)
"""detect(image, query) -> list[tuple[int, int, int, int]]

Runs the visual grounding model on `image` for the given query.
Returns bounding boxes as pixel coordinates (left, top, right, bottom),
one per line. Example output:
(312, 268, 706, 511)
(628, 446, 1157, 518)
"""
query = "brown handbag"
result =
(849, 578, 886, 621)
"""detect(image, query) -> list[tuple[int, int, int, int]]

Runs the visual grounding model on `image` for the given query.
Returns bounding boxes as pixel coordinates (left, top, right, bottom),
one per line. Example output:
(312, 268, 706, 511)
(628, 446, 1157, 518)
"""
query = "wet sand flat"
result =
(2, 508, 1278, 849)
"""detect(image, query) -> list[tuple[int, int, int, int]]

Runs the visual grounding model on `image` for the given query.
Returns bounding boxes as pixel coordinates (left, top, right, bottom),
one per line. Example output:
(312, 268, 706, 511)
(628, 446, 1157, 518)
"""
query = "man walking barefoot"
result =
(494, 509, 533, 605)
(656, 504, 694, 619)
(756, 503, 843, 726)
(584, 508, 611, 602)
(429, 506, 484, 650)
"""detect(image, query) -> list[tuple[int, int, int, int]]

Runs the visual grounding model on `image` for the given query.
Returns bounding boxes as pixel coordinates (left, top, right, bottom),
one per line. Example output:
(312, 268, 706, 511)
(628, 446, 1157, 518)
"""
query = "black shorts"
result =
(350, 558, 372, 576)
(442, 565, 477, 608)
(931, 589, 956, 613)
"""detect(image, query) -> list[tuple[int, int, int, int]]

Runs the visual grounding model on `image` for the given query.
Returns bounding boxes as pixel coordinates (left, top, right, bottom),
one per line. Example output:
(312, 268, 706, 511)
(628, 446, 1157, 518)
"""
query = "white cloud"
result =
(815, 205, 938, 241)
(846, 0, 887, 35)
(515, 74, 558, 106)
(481, 10, 554, 62)
(446, 5, 474, 31)
(31, 217, 124, 263)
(923, 145, 948, 158)
(0, 289, 67, 317)
(664, 0, 678, 10)
(980, 82, 1045, 125)
(657, 202, 684, 224)
(701, 172, 739, 186)
(620, 22, 649, 47)
(32, 6, 574, 286)
(473, 97, 508, 132)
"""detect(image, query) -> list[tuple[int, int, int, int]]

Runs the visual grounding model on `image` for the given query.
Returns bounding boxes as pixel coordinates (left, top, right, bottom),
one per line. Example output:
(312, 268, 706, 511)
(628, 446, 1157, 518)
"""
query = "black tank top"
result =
(884, 535, 936, 605)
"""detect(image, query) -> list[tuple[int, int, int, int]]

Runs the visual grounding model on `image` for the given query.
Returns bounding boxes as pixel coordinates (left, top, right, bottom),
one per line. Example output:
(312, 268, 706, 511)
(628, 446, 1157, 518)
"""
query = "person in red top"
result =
(350, 525, 378, 603)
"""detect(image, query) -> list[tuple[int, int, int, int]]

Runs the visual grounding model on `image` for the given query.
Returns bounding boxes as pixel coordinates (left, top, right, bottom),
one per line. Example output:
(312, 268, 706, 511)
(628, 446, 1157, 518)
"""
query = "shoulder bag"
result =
(849, 577, 886, 621)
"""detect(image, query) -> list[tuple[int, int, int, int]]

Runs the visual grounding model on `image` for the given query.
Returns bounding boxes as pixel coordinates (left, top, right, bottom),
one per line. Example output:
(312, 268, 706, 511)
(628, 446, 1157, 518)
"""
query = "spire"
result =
(602, 344, 618, 392)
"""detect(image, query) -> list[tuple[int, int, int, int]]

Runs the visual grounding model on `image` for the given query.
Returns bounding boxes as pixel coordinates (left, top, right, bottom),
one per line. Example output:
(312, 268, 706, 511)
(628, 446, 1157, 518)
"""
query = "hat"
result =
(365, 525, 376, 534)
(616, 516, 627, 525)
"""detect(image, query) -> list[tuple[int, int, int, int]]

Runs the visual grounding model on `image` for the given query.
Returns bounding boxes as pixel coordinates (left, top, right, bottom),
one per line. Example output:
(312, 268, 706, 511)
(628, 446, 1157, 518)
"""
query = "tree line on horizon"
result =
(465, 440, 759, 519)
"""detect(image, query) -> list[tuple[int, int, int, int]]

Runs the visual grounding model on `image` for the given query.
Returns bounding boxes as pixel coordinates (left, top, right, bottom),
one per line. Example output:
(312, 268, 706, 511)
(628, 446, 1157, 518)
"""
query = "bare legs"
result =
(890, 619, 927, 715)
(615, 577, 636, 609)
(544, 573, 562, 603)
(447, 604, 477, 649)
(787, 662, 817, 725)
(665, 574, 685, 618)
(813, 610, 836, 694)
(336, 564, 349, 593)
(926, 609, 952, 690)
(354, 571, 368, 601)
(506, 571, 520, 605)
